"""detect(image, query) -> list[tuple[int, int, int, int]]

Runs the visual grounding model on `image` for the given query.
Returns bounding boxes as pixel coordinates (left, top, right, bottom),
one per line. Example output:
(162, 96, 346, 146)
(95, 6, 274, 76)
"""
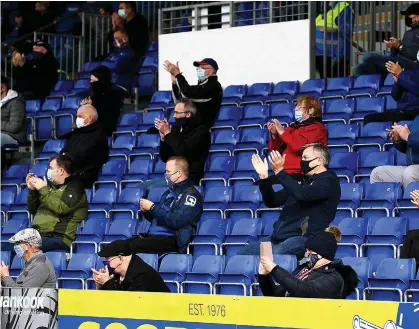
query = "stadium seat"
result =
(137, 110, 165, 132)
(235, 127, 268, 155)
(49, 80, 74, 97)
(342, 257, 370, 300)
(328, 123, 359, 151)
(159, 254, 193, 293)
(1, 190, 16, 212)
(116, 113, 142, 132)
(383, 95, 397, 112)
(353, 122, 389, 152)
(328, 152, 358, 183)
(25, 100, 42, 117)
(226, 185, 262, 218)
(203, 186, 233, 216)
(58, 253, 98, 289)
(406, 270, 419, 302)
(377, 73, 395, 95)
(350, 97, 385, 122)
(89, 187, 118, 214)
(336, 217, 368, 258)
(210, 130, 240, 154)
(337, 183, 364, 218)
(222, 85, 247, 105)
(95, 159, 127, 189)
(202, 155, 235, 185)
(147, 186, 169, 203)
(213, 106, 242, 129)
(266, 81, 299, 103)
(323, 99, 355, 123)
(321, 76, 354, 99)
(45, 251, 67, 277)
(239, 104, 269, 127)
(137, 253, 159, 270)
(149, 159, 167, 181)
(269, 103, 294, 124)
(9, 256, 25, 277)
(147, 90, 173, 109)
(2, 164, 29, 185)
(37, 140, 66, 159)
(122, 158, 153, 185)
(0, 251, 11, 266)
(102, 219, 138, 244)
(69, 78, 91, 94)
(354, 151, 395, 184)
(295, 78, 326, 99)
(347, 74, 382, 98)
(132, 134, 160, 156)
(240, 83, 273, 105)
(72, 217, 108, 254)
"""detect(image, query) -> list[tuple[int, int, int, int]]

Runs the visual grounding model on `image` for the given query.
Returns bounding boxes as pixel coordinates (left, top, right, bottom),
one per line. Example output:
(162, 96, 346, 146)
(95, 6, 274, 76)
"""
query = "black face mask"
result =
(91, 80, 107, 94)
(405, 16, 413, 27)
(174, 117, 189, 126)
(300, 157, 319, 174)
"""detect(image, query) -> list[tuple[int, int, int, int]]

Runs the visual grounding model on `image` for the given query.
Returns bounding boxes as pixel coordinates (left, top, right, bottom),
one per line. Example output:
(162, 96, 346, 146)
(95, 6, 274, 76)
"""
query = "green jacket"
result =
(28, 176, 88, 247)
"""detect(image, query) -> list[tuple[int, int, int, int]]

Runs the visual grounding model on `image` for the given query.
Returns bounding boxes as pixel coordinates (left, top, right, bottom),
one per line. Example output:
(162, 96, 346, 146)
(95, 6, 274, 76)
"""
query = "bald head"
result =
(77, 105, 98, 126)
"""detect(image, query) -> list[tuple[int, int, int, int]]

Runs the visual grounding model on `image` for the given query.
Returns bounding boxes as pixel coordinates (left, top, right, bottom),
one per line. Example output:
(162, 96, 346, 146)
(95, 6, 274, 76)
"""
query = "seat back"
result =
(300, 78, 326, 93)
(356, 97, 385, 113)
(325, 99, 355, 114)
(191, 255, 225, 275)
(272, 81, 298, 95)
(203, 186, 232, 204)
(159, 254, 193, 274)
(91, 188, 117, 204)
(223, 85, 247, 98)
(247, 83, 272, 97)
(353, 74, 381, 89)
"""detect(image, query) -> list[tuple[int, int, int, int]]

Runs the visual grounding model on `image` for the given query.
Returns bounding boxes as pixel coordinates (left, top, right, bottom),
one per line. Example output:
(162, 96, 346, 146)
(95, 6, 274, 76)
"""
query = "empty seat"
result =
(350, 97, 385, 122)
(378, 73, 395, 94)
(226, 185, 262, 218)
(203, 186, 233, 214)
(116, 113, 142, 132)
(159, 254, 193, 293)
(137, 253, 159, 270)
(336, 217, 368, 258)
(2, 164, 29, 185)
(137, 110, 165, 132)
(235, 127, 267, 154)
(266, 81, 299, 103)
(210, 130, 240, 153)
(356, 183, 401, 218)
(202, 155, 235, 183)
(72, 218, 108, 254)
(353, 122, 389, 152)
(295, 78, 326, 98)
(241, 83, 273, 105)
(342, 257, 370, 300)
(347, 74, 382, 98)
(213, 106, 242, 128)
(147, 90, 173, 109)
(45, 251, 67, 277)
(269, 103, 294, 124)
(37, 140, 66, 159)
(337, 183, 364, 217)
(103, 219, 138, 243)
(133, 134, 160, 155)
(122, 158, 153, 184)
(58, 253, 98, 289)
(328, 123, 359, 151)
(239, 104, 269, 126)
(322, 76, 354, 99)
(328, 152, 358, 183)
(222, 85, 247, 105)
(0, 251, 11, 266)
(323, 99, 355, 123)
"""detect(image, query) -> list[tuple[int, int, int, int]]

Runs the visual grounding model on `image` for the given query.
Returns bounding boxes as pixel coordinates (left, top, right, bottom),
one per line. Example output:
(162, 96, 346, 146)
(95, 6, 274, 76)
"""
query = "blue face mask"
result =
(164, 171, 180, 189)
(196, 68, 206, 81)
(305, 253, 320, 269)
(294, 110, 304, 123)
(103, 259, 121, 275)
(14, 245, 25, 258)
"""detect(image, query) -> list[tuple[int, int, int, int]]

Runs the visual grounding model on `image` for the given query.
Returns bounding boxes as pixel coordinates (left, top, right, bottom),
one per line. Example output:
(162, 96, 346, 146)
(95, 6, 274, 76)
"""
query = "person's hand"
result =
(388, 123, 401, 141)
(140, 198, 154, 212)
(31, 177, 48, 190)
(272, 119, 285, 135)
(0, 261, 10, 278)
(112, 12, 123, 28)
(26, 173, 37, 190)
(269, 151, 286, 175)
(251, 154, 269, 179)
(260, 256, 277, 274)
(12, 51, 24, 67)
(80, 97, 92, 106)
(267, 122, 278, 139)
(155, 118, 171, 136)
(392, 124, 411, 141)
(92, 266, 111, 286)
(411, 190, 419, 207)
(385, 61, 403, 77)
(163, 60, 181, 77)
(383, 37, 401, 49)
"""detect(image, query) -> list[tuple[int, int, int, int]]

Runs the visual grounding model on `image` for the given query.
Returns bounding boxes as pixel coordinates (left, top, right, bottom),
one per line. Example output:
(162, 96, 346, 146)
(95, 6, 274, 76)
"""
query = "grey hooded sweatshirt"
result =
(1, 89, 27, 144)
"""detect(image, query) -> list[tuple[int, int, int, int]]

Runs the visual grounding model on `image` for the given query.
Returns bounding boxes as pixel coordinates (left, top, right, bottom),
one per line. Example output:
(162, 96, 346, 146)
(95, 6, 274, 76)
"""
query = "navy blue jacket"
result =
(259, 170, 341, 242)
(395, 115, 419, 165)
(148, 179, 203, 253)
(391, 67, 419, 111)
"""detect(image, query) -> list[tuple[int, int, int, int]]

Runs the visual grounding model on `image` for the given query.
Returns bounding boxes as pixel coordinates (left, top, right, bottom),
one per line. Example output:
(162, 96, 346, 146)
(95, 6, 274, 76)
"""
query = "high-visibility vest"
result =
(315, 1, 351, 29)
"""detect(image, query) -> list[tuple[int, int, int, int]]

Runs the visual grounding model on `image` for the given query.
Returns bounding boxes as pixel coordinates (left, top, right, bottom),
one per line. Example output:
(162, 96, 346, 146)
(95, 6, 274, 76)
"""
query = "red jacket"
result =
(268, 119, 328, 174)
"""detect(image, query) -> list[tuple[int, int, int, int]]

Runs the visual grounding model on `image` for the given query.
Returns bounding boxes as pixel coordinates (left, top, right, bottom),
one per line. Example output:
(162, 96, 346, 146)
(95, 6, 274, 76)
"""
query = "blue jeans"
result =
(354, 53, 416, 78)
(41, 236, 69, 252)
(237, 235, 307, 259)
(0, 133, 18, 147)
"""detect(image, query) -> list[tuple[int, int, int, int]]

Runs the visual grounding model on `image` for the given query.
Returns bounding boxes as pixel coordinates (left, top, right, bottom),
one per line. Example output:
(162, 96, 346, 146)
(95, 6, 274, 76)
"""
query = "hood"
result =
(0, 90, 19, 108)
(331, 260, 358, 298)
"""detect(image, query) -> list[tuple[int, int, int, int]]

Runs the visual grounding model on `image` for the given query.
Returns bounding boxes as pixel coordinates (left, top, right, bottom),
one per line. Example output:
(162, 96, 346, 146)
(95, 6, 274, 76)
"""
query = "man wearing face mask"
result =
(155, 100, 211, 185)
(354, 3, 419, 78)
(238, 144, 341, 259)
(92, 240, 169, 292)
(60, 105, 109, 188)
(164, 58, 223, 128)
(258, 231, 358, 299)
(26, 155, 88, 252)
(0, 228, 56, 288)
(125, 156, 203, 254)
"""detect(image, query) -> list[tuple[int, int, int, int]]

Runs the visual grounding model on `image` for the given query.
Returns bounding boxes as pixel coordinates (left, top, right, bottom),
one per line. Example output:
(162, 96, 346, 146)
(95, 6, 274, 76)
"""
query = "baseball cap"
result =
(9, 228, 42, 246)
(400, 3, 419, 15)
(193, 58, 219, 71)
(98, 240, 132, 257)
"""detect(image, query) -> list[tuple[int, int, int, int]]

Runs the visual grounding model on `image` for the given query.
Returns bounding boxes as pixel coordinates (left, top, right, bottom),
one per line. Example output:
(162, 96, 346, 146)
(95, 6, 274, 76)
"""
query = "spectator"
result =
(127, 156, 203, 254)
(33, 1, 55, 32)
(238, 144, 341, 259)
(111, 1, 149, 58)
(315, 1, 354, 78)
(370, 116, 419, 189)
(155, 100, 211, 185)
(0, 229, 56, 288)
(1, 76, 27, 147)
(267, 96, 327, 179)
(354, 3, 419, 78)
(12, 39, 58, 100)
(364, 62, 419, 125)
(60, 105, 109, 188)
(28, 155, 88, 252)
(93, 240, 170, 292)
(164, 58, 223, 128)
(100, 5, 114, 16)
(258, 231, 358, 299)
(79, 66, 124, 137)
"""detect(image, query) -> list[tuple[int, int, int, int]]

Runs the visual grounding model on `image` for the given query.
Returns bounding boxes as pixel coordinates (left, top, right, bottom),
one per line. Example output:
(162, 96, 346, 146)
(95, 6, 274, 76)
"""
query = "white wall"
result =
(158, 20, 311, 91)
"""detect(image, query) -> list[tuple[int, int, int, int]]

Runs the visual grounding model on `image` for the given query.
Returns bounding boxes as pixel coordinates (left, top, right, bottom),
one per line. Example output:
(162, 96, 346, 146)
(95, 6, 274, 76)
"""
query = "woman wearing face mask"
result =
(267, 96, 327, 179)
(258, 231, 358, 299)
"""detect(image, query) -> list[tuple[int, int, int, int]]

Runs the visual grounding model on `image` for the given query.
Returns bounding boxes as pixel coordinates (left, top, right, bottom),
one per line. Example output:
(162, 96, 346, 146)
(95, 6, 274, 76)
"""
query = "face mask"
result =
(164, 171, 180, 189)
(300, 157, 320, 174)
(76, 117, 85, 128)
(294, 110, 304, 123)
(174, 117, 188, 126)
(14, 245, 25, 258)
(118, 9, 127, 19)
(91, 80, 107, 93)
(30, 51, 44, 60)
(103, 259, 121, 275)
(405, 16, 412, 27)
(196, 67, 206, 81)
(46, 168, 53, 183)
(115, 39, 122, 48)
(305, 253, 320, 269)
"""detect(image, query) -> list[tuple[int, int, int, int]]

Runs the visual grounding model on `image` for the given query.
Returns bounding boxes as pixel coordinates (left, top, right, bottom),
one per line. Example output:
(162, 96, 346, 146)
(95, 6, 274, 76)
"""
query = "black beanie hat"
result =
(305, 231, 337, 260)
(91, 65, 112, 84)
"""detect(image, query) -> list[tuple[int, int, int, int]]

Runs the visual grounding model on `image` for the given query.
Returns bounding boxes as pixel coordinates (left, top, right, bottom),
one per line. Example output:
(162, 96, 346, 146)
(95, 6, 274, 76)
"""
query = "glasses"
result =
(173, 111, 190, 115)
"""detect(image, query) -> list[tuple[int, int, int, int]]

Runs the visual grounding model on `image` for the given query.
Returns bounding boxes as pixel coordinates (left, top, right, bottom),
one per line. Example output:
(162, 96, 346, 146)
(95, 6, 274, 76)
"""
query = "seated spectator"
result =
(268, 96, 327, 179)
(12, 39, 58, 100)
(28, 155, 88, 252)
(100, 5, 114, 16)
(164, 58, 223, 128)
(1, 76, 27, 147)
(0, 229, 56, 288)
(110, 1, 149, 58)
(364, 62, 419, 125)
(371, 117, 419, 188)
(354, 4, 419, 78)
(258, 231, 357, 299)
(155, 100, 211, 185)
(238, 144, 341, 259)
(79, 66, 124, 137)
(60, 105, 109, 187)
(127, 156, 203, 254)
(101, 29, 136, 89)
(93, 240, 170, 293)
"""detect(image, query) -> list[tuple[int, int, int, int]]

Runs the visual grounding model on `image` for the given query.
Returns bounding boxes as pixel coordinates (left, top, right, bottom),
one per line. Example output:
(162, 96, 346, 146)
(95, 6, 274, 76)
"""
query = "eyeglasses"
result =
(173, 111, 190, 115)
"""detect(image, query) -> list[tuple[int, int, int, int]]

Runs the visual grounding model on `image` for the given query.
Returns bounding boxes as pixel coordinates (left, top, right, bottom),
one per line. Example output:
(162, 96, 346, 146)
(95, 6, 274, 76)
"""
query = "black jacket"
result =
(60, 122, 109, 188)
(124, 14, 149, 57)
(101, 255, 170, 293)
(259, 170, 341, 242)
(172, 75, 223, 128)
(259, 260, 358, 299)
(391, 25, 419, 63)
(159, 123, 211, 184)
(1, 90, 27, 144)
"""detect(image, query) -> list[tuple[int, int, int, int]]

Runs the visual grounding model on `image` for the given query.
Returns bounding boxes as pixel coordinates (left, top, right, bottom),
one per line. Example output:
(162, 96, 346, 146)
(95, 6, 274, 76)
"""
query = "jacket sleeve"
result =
(163, 126, 209, 156)
(101, 278, 117, 290)
(27, 189, 41, 215)
(151, 191, 202, 230)
(1, 264, 49, 288)
(269, 265, 343, 298)
(275, 170, 334, 202)
(396, 69, 419, 97)
(279, 125, 326, 154)
(172, 83, 181, 103)
(37, 183, 86, 216)
(175, 74, 219, 100)
(258, 273, 286, 297)
(394, 140, 408, 154)
(391, 82, 404, 101)
(268, 137, 284, 152)
(258, 177, 288, 207)
(159, 139, 174, 163)
(407, 130, 419, 153)
(1, 98, 26, 133)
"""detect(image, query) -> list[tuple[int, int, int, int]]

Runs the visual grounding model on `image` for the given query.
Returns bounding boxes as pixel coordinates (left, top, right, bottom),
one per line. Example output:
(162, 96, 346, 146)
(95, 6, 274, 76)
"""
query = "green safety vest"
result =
(315, 1, 350, 29)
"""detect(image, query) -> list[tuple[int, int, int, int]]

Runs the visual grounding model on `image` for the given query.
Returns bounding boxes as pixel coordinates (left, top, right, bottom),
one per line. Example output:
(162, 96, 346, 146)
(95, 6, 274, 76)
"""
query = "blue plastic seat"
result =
(269, 103, 294, 124)
(213, 106, 242, 128)
(328, 152, 358, 183)
(328, 123, 359, 151)
(137, 253, 159, 270)
(96, 159, 127, 187)
(9, 255, 25, 277)
(103, 219, 138, 243)
(72, 218, 108, 254)
(89, 187, 118, 213)
(226, 185, 262, 218)
(266, 81, 299, 103)
(384, 95, 397, 112)
(378, 73, 395, 95)
(230, 154, 259, 184)
(397, 181, 419, 208)
(148, 90, 173, 109)
(110, 135, 135, 155)
(342, 257, 370, 300)
(221, 85, 247, 105)
(323, 99, 355, 123)
(122, 158, 153, 184)
(147, 186, 169, 203)
(235, 127, 267, 154)
(202, 155, 235, 184)
(0, 251, 11, 266)
(210, 130, 240, 153)
(37, 140, 66, 159)
(116, 113, 142, 132)
(112, 187, 145, 216)
(7, 188, 30, 220)
(40, 97, 62, 113)
(259, 216, 277, 238)
(347, 74, 382, 98)
(137, 110, 165, 132)
(69, 78, 91, 94)
(337, 183, 364, 218)
(295, 78, 326, 99)
(239, 104, 269, 126)
(159, 254, 193, 293)
(55, 95, 82, 137)
(354, 151, 395, 183)
(50, 80, 74, 97)
(353, 122, 389, 152)
(240, 83, 273, 105)
(349, 97, 385, 123)
(25, 100, 42, 117)
(322, 77, 354, 99)
(406, 270, 419, 302)
(58, 253, 98, 289)
(1, 190, 16, 212)
(132, 134, 160, 155)
(2, 164, 29, 185)
(356, 183, 401, 218)
(203, 186, 233, 216)
(336, 217, 368, 258)
(149, 159, 167, 180)
(45, 251, 67, 277)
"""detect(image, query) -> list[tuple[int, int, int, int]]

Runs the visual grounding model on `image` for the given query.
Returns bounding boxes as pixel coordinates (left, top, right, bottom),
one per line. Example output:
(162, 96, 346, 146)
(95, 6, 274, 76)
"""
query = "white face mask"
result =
(417, 51, 419, 62)
(118, 9, 127, 19)
(76, 117, 85, 128)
